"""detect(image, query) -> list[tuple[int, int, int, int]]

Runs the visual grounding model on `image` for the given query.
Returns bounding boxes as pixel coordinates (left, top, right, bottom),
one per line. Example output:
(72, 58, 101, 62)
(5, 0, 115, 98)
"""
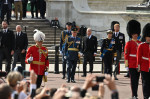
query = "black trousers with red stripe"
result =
(129, 68, 140, 97)
(141, 71, 150, 99)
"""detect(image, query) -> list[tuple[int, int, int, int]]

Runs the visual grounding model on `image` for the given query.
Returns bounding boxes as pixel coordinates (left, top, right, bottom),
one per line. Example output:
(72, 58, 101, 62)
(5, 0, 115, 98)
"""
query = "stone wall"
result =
(46, 0, 150, 42)
(88, 0, 143, 11)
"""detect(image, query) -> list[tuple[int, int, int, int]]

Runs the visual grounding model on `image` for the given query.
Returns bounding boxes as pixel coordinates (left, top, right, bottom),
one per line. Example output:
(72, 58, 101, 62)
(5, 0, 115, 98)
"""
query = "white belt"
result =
(142, 56, 149, 61)
(129, 54, 136, 57)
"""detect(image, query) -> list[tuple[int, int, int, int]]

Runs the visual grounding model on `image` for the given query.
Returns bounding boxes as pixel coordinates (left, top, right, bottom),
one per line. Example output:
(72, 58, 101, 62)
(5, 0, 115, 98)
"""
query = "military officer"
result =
(60, 22, 72, 79)
(100, 30, 116, 75)
(125, 20, 141, 99)
(111, 21, 125, 80)
(25, 29, 49, 88)
(64, 27, 81, 83)
(137, 23, 150, 99)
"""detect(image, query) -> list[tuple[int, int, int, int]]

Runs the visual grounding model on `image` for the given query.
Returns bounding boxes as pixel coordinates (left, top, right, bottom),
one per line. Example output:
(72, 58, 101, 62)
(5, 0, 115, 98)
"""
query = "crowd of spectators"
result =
(0, 0, 46, 24)
(0, 68, 119, 99)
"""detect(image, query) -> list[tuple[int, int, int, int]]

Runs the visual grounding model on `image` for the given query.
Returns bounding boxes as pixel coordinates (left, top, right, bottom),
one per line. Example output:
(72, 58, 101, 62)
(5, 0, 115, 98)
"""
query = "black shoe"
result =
(31, 16, 34, 18)
(81, 75, 86, 77)
(114, 77, 118, 80)
(66, 80, 70, 83)
(124, 74, 130, 77)
(42, 17, 45, 19)
(71, 80, 76, 83)
(62, 76, 65, 79)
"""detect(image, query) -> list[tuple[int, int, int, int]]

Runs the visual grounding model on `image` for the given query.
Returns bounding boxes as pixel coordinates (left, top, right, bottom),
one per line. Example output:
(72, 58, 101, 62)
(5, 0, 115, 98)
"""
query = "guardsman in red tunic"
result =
(125, 20, 141, 99)
(137, 23, 150, 99)
(25, 29, 49, 88)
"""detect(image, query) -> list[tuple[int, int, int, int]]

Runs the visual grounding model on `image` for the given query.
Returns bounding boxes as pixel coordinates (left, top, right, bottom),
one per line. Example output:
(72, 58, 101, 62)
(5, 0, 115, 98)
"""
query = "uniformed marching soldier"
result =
(64, 27, 81, 83)
(125, 20, 141, 99)
(60, 22, 72, 79)
(137, 23, 150, 99)
(25, 29, 49, 88)
(100, 30, 116, 75)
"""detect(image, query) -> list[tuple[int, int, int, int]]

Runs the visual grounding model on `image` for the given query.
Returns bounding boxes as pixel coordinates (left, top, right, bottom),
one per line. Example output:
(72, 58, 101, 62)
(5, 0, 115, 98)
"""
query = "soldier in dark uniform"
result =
(100, 30, 116, 75)
(60, 22, 72, 79)
(22, 0, 28, 18)
(111, 21, 125, 80)
(64, 27, 81, 83)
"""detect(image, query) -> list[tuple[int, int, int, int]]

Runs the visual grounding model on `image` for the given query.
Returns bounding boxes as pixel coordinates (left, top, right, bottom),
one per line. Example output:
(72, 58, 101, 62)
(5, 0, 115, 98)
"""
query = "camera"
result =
(23, 71, 30, 77)
(96, 76, 105, 82)
(92, 85, 99, 91)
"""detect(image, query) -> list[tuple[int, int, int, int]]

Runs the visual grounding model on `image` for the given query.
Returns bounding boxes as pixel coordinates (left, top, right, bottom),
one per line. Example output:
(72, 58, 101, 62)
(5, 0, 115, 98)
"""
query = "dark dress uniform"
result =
(64, 35, 81, 83)
(112, 32, 125, 78)
(100, 38, 116, 75)
(60, 30, 72, 78)
(82, 35, 97, 76)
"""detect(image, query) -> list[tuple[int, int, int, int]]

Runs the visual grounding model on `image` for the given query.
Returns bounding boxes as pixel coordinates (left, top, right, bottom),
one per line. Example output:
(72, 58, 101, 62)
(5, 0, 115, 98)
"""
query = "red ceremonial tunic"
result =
(124, 40, 141, 68)
(137, 42, 150, 72)
(25, 45, 49, 75)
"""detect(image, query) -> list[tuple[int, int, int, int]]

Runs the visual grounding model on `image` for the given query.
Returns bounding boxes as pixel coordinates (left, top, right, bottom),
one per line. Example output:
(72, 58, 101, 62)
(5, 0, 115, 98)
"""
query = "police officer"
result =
(137, 23, 150, 99)
(125, 20, 141, 99)
(111, 21, 125, 80)
(60, 22, 72, 79)
(64, 27, 81, 83)
(100, 30, 116, 75)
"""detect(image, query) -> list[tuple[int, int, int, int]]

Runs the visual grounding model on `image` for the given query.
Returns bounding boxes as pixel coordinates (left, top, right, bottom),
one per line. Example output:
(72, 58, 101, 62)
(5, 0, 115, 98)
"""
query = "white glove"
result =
(79, 52, 83, 56)
(114, 57, 116, 60)
(99, 57, 102, 60)
(28, 56, 33, 62)
(64, 56, 67, 59)
(59, 50, 62, 54)
(45, 72, 48, 76)
(126, 67, 129, 71)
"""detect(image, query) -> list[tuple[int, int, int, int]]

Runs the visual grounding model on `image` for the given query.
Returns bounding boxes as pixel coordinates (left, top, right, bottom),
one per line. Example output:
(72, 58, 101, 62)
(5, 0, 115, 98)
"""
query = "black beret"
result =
(143, 23, 150, 38)
(127, 20, 141, 38)
(71, 27, 78, 32)
(111, 21, 120, 31)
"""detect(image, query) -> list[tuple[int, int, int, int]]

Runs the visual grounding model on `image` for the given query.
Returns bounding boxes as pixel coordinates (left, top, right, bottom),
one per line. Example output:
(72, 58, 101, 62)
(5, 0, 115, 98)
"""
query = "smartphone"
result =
(92, 85, 99, 91)
(0, 72, 7, 77)
(96, 76, 105, 82)
(23, 71, 30, 77)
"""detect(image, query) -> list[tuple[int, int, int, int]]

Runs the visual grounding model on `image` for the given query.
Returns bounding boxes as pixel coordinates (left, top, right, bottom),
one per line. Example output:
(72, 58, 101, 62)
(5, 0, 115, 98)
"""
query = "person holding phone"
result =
(25, 29, 49, 88)
(125, 20, 141, 99)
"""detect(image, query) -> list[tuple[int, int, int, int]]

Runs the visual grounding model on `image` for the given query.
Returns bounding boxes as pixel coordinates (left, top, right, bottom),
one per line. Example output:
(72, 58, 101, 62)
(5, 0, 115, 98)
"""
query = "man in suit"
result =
(1, 0, 12, 24)
(81, 28, 97, 77)
(12, 25, 28, 70)
(112, 23, 125, 80)
(0, 21, 15, 73)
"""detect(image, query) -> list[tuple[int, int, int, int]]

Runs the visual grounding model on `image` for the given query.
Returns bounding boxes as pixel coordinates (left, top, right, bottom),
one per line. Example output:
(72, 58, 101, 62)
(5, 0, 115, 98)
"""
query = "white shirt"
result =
(115, 32, 119, 37)
(17, 32, 21, 36)
(88, 35, 92, 39)
(3, 28, 8, 33)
